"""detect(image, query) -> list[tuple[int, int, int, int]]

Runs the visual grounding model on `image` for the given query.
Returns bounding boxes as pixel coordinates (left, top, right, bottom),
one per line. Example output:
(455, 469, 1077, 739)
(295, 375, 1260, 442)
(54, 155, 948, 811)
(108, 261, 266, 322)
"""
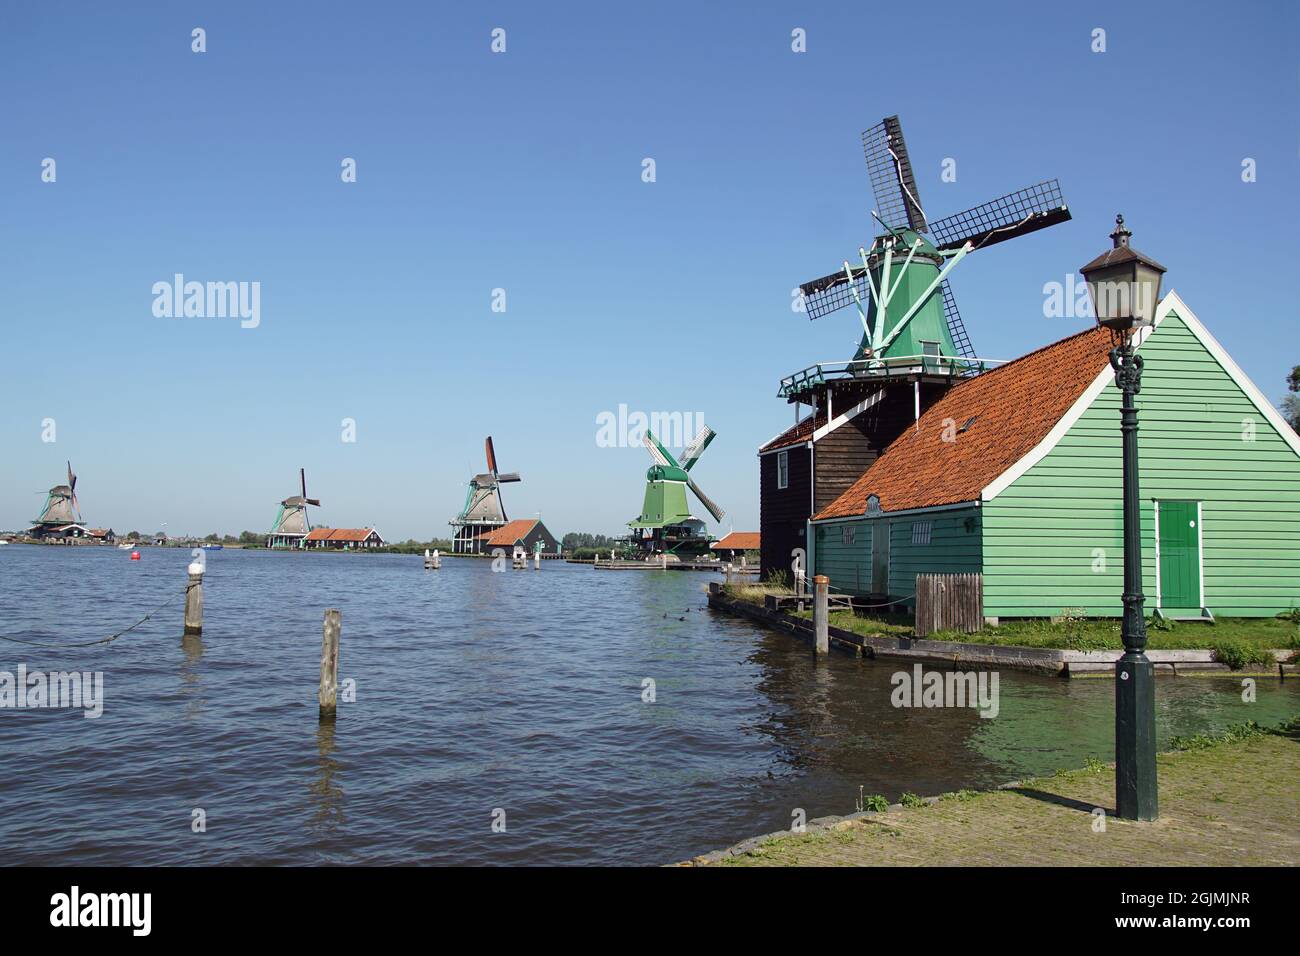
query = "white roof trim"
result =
(812, 388, 884, 442)
(758, 413, 816, 455)
(980, 301, 1163, 503)
(1170, 293, 1300, 458)
(981, 291, 1300, 504)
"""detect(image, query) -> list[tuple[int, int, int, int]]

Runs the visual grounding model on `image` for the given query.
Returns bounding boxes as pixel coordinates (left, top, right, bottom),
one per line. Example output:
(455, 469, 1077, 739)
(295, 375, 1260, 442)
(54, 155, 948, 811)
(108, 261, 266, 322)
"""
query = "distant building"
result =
(710, 531, 760, 563)
(475, 518, 560, 555)
(304, 527, 385, 550)
(85, 528, 117, 544)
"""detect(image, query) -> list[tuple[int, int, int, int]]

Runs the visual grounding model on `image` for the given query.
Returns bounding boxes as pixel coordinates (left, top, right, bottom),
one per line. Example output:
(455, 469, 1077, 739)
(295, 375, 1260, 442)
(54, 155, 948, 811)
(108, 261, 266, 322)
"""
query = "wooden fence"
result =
(914, 573, 984, 637)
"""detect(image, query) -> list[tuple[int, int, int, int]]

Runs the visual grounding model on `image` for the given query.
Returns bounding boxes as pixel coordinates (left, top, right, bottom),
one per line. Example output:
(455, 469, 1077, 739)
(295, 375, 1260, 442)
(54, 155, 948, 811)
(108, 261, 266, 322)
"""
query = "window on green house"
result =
(841, 525, 855, 545)
(911, 521, 932, 545)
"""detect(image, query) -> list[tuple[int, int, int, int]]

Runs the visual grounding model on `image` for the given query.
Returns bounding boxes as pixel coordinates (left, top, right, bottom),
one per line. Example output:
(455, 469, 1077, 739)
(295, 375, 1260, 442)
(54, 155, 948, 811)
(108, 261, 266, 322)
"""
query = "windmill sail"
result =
(926, 180, 1070, 252)
(862, 116, 926, 231)
(678, 425, 716, 472)
(686, 476, 725, 523)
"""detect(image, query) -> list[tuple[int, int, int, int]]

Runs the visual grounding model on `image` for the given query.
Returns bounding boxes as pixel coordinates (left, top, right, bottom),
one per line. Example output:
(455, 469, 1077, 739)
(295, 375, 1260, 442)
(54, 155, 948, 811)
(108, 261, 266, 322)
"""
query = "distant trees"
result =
(562, 532, 618, 550)
(238, 531, 261, 544)
(1283, 365, 1300, 433)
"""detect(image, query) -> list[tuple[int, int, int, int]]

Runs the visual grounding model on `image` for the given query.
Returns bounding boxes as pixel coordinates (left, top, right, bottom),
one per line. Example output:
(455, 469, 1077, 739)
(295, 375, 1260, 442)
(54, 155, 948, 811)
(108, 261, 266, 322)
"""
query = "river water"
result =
(0, 544, 1295, 865)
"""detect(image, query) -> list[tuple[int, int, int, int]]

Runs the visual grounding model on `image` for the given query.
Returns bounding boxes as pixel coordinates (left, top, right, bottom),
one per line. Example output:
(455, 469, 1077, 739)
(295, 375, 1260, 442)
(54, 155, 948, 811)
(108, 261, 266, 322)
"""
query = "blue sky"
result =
(2, 1, 1296, 539)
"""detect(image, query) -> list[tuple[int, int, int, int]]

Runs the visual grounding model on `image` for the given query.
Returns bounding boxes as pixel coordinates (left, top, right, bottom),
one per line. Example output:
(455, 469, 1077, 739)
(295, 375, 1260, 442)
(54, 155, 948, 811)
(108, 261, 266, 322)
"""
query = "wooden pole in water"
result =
(183, 562, 204, 636)
(319, 608, 341, 720)
(813, 574, 829, 655)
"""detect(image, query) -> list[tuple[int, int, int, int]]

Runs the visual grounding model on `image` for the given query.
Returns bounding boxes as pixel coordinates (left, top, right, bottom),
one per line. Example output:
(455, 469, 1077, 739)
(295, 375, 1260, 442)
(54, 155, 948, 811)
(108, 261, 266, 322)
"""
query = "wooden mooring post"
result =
(183, 561, 204, 636)
(319, 608, 341, 720)
(813, 574, 829, 655)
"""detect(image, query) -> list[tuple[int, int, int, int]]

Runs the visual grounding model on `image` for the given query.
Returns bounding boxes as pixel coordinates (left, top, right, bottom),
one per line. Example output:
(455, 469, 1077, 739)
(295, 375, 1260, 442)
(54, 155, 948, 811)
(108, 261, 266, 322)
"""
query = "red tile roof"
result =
(476, 518, 539, 546)
(305, 527, 380, 542)
(711, 531, 760, 551)
(814, 326, 1113, 519)
(760, 412, 824, 453)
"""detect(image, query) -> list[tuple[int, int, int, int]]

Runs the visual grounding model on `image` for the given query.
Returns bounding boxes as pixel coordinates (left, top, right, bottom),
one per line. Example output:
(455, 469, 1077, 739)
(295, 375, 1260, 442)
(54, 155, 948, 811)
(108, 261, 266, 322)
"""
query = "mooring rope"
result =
(0, 584, 191, 649)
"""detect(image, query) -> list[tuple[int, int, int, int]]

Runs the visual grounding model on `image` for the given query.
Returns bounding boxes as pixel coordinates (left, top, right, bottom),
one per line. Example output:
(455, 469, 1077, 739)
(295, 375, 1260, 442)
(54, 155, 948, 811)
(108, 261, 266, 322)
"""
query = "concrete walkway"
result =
(693, 729, 1299, 867)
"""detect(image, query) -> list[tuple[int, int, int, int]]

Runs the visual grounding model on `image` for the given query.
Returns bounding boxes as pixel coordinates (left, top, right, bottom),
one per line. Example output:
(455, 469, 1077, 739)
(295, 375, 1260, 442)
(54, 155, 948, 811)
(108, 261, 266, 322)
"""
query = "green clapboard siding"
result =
(815, 507, 982, 603)
(982, 310, 1300, 618)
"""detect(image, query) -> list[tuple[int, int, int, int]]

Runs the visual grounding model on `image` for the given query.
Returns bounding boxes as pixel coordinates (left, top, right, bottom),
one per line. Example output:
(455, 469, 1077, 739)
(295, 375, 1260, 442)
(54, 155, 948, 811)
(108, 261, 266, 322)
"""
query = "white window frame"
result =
(776, 449, 789, 490)
(911, 521, 933, 545)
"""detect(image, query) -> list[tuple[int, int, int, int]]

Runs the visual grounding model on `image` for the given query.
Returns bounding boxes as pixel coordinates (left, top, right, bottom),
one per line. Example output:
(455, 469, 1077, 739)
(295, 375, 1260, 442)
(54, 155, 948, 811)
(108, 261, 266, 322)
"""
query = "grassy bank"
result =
(695, 718, 1300, 867)
(719, 584, 1299, 663)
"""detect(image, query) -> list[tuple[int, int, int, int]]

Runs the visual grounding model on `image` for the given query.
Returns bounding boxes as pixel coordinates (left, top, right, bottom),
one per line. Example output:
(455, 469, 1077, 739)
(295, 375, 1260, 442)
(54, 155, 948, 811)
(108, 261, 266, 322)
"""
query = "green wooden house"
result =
(809, 292, 1300, 620)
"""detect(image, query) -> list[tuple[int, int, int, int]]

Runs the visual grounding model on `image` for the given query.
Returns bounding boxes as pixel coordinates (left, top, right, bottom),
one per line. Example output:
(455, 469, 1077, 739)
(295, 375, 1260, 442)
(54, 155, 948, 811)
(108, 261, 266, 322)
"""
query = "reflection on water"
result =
(0, 545, 1295, 865)
(310, 720, 344, 834)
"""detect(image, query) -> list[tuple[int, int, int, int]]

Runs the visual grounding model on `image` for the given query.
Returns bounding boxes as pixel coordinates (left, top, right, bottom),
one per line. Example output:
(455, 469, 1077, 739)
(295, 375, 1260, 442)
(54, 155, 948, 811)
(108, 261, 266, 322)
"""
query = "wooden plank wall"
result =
(915, 573, 984, 637)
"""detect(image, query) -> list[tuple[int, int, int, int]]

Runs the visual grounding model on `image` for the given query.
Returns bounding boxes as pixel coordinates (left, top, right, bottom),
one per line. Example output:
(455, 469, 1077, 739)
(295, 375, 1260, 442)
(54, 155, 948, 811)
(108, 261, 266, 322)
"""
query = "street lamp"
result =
(1081, 215, 1166, 822)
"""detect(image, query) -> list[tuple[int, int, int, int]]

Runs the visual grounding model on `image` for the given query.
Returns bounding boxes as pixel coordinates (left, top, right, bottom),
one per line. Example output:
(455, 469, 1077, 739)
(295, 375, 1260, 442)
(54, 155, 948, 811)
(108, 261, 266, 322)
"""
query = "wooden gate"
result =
(915, 573, 984, 637)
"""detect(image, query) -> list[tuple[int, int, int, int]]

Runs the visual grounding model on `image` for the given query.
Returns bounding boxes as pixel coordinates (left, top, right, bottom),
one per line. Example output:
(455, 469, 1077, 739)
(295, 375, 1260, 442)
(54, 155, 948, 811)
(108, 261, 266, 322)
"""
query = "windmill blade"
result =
(495, 472, 521, 483)
(67, 462, 76, 493)
(939, 281, 977, 361)
(300, 468, 308, 500)
(485, 436, 498, 474)
(305, 498, 321, 507)
(641, 431, 677, 469)
(678, 425, 716, 472)
(927, 180, 1070, 252)
(862, 116, 927, 232)
(686, 476, 725, 523)
(798, 263, 871, 321)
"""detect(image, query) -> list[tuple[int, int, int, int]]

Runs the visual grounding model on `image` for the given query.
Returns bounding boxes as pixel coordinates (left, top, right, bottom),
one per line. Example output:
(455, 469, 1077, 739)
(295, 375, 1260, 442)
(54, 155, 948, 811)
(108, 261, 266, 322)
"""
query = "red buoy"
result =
(130, 551, 141, 561)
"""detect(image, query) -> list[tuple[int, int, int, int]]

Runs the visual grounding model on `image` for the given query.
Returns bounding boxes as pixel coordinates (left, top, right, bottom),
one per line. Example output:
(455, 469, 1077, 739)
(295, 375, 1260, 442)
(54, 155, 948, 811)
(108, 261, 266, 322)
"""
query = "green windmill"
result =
(797, 116, 1072, 375)
(628, 426, 725, 556)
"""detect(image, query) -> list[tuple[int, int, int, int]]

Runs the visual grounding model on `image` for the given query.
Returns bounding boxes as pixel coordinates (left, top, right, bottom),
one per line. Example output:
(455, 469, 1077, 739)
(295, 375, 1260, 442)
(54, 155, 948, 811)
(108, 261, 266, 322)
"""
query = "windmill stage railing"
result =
(777, 353, 1006, 399)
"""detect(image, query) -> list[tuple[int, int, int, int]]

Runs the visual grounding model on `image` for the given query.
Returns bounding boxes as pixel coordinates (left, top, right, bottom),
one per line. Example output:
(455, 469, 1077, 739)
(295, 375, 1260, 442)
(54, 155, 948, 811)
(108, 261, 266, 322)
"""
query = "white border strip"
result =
(812, 388, 885, 442)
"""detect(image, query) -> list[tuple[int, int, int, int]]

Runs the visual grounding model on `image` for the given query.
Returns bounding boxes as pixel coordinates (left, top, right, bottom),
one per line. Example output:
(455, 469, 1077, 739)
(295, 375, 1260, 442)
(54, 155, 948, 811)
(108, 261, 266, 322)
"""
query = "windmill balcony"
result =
(777, 353, 1006, 400)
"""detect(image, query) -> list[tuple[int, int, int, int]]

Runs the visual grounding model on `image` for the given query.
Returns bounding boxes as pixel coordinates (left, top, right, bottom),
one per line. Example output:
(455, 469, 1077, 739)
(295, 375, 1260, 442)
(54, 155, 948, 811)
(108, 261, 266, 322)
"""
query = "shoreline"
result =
(707, 585, 1297, 679)
(685, 719, 1300, 866)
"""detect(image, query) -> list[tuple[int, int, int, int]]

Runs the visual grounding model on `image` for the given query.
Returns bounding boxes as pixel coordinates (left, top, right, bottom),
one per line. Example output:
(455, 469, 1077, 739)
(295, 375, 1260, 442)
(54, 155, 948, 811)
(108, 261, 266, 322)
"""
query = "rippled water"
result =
(0, 544, 1295, 865)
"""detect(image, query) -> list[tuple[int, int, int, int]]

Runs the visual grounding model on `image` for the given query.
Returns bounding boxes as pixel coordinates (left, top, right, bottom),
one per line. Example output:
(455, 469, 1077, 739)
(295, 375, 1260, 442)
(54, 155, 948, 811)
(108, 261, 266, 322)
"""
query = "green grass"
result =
(722, 586, 1298, 654)
(788, 609, 915, 638)
(928, 615, 1297, 653)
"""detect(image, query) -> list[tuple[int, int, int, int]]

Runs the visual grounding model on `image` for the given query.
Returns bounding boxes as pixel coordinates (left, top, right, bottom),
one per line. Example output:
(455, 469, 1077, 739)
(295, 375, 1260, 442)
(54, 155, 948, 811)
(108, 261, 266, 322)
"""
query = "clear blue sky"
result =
(2, 1, 1296, 539)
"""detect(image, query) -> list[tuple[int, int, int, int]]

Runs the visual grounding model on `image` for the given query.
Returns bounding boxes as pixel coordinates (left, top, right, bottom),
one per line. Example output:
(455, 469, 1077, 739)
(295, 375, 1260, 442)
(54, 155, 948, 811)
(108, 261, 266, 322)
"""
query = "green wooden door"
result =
(1158, 501, 1201, 611)
(871, 520, 890, 595)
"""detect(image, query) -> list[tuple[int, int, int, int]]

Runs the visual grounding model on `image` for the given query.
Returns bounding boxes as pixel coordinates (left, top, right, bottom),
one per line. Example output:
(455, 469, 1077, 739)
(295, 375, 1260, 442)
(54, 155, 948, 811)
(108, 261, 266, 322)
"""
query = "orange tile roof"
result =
(711, 531, 760, 551)
(305, 527, 379, 542)
(476, 518, 539, 546)
(814, 326, 1113, 519)
(760, 412, 824, 452)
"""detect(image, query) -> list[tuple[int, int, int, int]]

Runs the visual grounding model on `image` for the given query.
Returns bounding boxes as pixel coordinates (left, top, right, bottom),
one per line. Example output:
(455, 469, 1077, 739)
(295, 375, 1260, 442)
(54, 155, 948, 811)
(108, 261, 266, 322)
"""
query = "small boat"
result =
(117, 542, 135, 550)
(201, 544, 224, 551)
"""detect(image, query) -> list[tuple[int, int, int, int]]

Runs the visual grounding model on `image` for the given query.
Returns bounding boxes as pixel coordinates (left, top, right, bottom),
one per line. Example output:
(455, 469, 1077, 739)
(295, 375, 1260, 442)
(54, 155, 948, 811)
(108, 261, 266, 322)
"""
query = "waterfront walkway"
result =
(694, 725, 1299, 866)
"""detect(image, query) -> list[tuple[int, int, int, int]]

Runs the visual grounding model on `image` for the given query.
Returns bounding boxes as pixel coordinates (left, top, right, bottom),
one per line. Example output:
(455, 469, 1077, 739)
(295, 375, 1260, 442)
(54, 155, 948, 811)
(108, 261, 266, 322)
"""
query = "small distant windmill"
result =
(30, 462, 82, 538)
(450, 436, 522, 553)
(268, 468, 320, 549)
(628, 426, 725, 557)
(797, 115, 1072, 373)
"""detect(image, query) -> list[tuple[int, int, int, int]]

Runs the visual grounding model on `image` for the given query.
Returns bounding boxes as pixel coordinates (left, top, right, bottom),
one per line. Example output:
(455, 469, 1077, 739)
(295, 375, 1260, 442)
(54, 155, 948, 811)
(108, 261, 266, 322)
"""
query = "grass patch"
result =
(789, 608, 914, 638)
(1210, 637, 1276, 670)
(929, 614, 1297, 652)
(1169, 720, 1269, 751)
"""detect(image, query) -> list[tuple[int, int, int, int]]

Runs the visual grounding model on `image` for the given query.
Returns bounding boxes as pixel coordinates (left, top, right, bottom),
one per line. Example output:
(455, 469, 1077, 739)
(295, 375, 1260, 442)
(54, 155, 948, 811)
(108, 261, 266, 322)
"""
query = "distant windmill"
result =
(628, 426, 724, 557)
(268, 468, 321, 549)
(450, 436, 522, 553)
(30, 462, 82, 538)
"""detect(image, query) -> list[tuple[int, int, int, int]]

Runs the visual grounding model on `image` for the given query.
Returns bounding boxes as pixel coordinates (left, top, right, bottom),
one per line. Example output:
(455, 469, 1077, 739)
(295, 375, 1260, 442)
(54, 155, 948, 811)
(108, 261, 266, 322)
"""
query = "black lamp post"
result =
(1081, 215, 1167, 822)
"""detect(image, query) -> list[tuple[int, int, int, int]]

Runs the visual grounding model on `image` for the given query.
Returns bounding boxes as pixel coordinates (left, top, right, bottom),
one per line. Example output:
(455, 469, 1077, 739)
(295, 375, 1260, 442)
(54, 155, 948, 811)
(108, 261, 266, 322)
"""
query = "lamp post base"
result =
(1115, 652, 1158, 821)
